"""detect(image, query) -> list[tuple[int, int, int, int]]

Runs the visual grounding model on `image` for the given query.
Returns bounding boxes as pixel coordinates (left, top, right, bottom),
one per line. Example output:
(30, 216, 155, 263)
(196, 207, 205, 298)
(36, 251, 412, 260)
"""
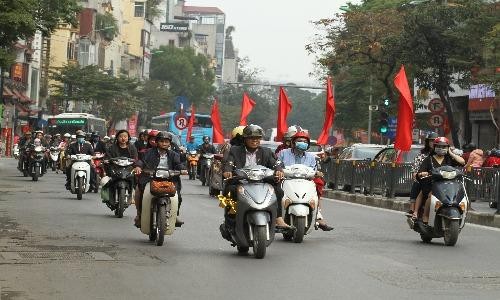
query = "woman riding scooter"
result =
(413, 137, 465, 224)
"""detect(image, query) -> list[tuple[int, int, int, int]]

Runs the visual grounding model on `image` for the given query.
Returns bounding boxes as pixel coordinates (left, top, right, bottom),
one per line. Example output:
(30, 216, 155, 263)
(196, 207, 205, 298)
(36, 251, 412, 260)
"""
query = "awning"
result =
(11, 88, 33, 104)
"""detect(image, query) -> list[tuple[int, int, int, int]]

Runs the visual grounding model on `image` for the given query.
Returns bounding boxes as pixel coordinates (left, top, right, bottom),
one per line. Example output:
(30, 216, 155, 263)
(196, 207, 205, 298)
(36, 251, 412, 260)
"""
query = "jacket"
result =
(67, 141, 95, 156)
(106, 143, 138, 160)
(136, 147, 185, 185)
(466, 149, 484, 168)
(223, 145, 282, 173)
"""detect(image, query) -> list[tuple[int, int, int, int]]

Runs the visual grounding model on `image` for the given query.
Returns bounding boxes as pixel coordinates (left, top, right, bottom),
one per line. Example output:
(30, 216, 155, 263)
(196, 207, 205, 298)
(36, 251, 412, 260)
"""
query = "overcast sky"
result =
(187, 0, 355, 86)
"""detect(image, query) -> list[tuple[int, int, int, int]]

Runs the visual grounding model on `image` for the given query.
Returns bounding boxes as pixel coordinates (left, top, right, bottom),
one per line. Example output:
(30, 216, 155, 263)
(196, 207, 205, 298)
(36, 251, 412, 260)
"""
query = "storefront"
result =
(468, 85, 498, 150)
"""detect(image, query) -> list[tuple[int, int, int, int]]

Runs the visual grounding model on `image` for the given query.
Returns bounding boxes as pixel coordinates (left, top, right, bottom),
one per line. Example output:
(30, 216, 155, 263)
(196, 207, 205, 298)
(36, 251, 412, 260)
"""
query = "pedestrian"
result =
(465, 143, 484, 169)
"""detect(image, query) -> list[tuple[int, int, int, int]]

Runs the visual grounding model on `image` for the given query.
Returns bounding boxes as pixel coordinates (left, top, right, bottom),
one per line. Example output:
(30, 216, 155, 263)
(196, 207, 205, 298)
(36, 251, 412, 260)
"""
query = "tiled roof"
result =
(183, 6, 224, 15)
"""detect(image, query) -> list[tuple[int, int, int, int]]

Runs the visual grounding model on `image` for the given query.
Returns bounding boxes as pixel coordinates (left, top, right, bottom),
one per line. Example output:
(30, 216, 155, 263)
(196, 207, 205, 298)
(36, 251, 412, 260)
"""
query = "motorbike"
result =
(208, 154, 224, 197)
(281, 164, 319, 243)
(199, 153, 214, 186)
(29, 145, 46, 181)
(93, 152, 106, 193)
(406, 166, 469, 246)
(13, 144, 19, 159)
(18, 147, 31, 177)
(187, 150, 199, 180)
(69, 154, 93, 200)
(219, 165, 277, 259)
(101, 157, 135, 218)
(49, 146, 60, 172)
(140, 168, 182, 246)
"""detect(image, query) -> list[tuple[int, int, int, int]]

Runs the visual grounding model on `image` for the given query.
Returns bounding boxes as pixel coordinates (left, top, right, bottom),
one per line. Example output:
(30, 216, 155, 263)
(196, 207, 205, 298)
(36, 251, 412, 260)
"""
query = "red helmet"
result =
(434, 137, 450, 146)
(292, 131, 310, 143)
(148, 130, 159, 138)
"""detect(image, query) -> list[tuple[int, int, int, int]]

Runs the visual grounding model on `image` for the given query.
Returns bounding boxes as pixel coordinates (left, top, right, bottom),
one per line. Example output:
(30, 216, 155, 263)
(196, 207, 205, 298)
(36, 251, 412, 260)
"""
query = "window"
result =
(140, 29, 150, 47)
(201, 16, 215, 25)
(168, 39, 175, 47)
(78, 39, 90, 67)
(216, 15, 225, 24)
(67, 41, 77, 60)
(134, 2, 145, 18)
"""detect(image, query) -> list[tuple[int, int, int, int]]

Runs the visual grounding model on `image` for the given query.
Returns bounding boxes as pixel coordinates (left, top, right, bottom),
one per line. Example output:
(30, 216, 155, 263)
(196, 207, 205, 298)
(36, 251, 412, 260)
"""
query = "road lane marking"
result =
(323, 197, 500, 233)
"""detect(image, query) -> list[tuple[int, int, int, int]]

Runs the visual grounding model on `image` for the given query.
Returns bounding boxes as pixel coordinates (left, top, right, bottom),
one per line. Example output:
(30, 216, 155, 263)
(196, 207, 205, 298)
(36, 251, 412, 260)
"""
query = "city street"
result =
(1, 157, 500, 300)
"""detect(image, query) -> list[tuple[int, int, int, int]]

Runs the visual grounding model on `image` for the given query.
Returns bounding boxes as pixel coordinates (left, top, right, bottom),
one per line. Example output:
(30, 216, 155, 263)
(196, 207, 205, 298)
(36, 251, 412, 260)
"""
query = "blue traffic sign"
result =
(175, 96, 190, 112)
(386, 117, 397, 139)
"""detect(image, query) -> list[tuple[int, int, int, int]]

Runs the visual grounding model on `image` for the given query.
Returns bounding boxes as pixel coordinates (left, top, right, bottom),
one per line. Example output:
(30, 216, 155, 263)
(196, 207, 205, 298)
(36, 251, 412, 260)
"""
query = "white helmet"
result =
(103, 136, 110, 141)
(34, 138, 41, 146)
(71, 135, 76, 139)
(64, 133, 71, 138)
(285, 125, 303, 140)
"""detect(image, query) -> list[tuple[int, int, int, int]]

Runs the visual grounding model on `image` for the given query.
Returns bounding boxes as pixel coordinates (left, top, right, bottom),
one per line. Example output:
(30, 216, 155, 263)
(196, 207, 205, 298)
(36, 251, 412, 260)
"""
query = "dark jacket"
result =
(223, 145, 282, 173)
(91, 141, 107, 154)
(67, 141, 95, 156)
(106, 143, 138, 160)
(198, 143, 216, 155)
(136, 148, 185, 185)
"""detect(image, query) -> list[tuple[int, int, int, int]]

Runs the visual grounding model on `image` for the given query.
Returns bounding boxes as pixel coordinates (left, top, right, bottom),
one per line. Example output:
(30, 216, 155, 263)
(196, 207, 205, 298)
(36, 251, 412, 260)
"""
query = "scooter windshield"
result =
(432, 181, 464, 205)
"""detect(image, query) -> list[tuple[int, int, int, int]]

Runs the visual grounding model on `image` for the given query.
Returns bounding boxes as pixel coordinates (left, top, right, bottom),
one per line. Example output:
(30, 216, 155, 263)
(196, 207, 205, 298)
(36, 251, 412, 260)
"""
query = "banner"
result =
(127, 113, 138, 137)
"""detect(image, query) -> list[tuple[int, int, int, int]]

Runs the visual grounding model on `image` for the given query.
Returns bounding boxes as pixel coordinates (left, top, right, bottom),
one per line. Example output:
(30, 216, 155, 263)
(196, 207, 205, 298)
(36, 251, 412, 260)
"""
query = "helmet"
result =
(64, 133, 71, 138)
(55, 133, 61, 137)
(148, 129, 159, 138)
(285, 125, 303, 140)
(292, 131, 311, 143)
(91, 131, 99, 137)
(24, 131, 32, 135)
(103, 136, 110, 141)
(434, 137, 450, 147)
(426, 132, 438, 140)
(243, 124, 264, 138)
(232, 126, 245, 139)
(75, 130, 85, 138)
(71, 135, 76, 139)
(35, 130, 43, 134)
(156, 131, 172, 141)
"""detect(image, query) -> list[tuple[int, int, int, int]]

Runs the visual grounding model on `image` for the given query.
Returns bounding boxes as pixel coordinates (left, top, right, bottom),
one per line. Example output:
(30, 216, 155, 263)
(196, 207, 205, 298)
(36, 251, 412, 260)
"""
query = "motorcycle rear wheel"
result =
(116, 187, 125, 218)
(252, 225, 267, 259)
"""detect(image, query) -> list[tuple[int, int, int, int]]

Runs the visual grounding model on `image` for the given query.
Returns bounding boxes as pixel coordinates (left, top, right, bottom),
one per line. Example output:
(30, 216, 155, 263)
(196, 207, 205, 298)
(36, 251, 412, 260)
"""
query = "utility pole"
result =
(368, 74, 373, 144)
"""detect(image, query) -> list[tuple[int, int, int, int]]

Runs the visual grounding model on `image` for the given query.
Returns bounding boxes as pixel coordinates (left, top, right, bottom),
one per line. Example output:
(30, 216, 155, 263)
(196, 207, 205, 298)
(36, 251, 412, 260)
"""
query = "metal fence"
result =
(322, 159, 500, 207)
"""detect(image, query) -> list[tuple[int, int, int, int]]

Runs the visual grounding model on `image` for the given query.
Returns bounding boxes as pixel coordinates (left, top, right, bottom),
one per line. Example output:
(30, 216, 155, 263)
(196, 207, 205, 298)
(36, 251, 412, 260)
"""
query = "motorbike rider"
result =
(90, 132, 107, 154)
(133, 131, 186, 228)
(186, 136, 197, 152)
(147, 130, 159, 148)
(134, 130, 149, 159)
(277, 130, 334, 231)
(18, 131, 33, 170)
(65, 130, 97, 191)
(407, 132, 438, 216)
(275, 125, 302, 155)
(413, 137, 465, 224)
(58, 133, 71, 150)
(222, 124, 293, 231)
(106, 129, 138, 160)
(197, 135, 216, 175)
(34, 131, 49, 147)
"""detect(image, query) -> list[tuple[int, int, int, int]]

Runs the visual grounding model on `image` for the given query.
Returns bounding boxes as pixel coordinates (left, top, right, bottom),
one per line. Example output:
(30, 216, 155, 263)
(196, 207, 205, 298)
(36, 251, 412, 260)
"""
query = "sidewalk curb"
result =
(324, 190, 500, 229)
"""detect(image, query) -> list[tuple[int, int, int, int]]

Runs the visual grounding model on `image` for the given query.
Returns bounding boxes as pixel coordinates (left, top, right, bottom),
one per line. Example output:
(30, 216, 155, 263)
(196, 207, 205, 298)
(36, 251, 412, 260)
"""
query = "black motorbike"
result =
(199, 153, 214, 186)
(219, 165, 277, 259)
(102, 157, 135, 218)
(29, 145, 45, 181)
(18, 147, 31, 177)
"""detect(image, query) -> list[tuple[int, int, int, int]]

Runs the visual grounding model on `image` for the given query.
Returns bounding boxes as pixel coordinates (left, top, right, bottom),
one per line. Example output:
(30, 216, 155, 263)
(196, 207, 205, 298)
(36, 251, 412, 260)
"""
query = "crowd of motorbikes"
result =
(10, 129, 471, 259)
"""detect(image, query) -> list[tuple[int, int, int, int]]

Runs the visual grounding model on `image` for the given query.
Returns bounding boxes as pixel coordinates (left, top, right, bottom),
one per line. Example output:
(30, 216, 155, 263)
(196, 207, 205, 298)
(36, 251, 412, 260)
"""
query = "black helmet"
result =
(426, 132, 438, 140)
(243, 124, 264, 138)
(156, 131, 172, 142)
(91, 131, 99, 137)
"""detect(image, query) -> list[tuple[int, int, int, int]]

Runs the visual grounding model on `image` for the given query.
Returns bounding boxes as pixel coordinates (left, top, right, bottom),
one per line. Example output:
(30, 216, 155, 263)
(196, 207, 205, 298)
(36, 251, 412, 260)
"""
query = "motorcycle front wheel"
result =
(77, 177, 83, 200)
(32, 164, 39, 181)
(443, 219, 459, 246)
(292, 216, 306, 243)
(156, 204, 167, 246)
(116, 187, 125, 218)
(252, 225, 267, 259)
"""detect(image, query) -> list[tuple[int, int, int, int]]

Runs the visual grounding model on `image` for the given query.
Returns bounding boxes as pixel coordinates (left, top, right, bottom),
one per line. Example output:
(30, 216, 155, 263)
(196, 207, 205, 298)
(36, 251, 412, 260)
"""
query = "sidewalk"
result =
(324, 189, 500, 228)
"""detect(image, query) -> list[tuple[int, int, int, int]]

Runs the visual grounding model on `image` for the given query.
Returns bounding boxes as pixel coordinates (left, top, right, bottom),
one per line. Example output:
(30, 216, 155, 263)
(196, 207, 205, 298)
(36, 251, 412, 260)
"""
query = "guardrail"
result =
(321, 159, 500, 212)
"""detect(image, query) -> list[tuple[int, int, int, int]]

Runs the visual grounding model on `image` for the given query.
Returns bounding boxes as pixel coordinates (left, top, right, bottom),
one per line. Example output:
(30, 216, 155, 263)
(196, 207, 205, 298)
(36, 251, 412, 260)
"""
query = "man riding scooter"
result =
(277, 130, 334, 231)
(65, 130, 97, 191)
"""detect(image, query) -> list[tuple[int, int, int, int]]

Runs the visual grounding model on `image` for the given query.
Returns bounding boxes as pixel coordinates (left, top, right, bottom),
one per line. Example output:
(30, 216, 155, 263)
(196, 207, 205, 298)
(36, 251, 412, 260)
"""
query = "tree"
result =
(401, 0, 497, 146)
(133, 80, 172, 128)
(150, 45, 215, 105)
(0, 0, 80, 67)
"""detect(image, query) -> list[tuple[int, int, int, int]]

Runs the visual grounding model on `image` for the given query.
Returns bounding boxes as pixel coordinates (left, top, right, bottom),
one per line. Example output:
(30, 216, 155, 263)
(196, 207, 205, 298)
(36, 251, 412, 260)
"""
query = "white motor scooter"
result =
(13, 144, 19, 159)
(281, 164, 319, 243)
(70, 154, 92, 200)
(49, 146, 60, 172)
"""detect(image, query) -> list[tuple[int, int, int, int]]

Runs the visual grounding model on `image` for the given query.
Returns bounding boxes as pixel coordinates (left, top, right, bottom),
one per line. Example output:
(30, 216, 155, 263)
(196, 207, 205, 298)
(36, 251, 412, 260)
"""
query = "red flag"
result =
(186, 105, 195, 143)
(317, 77, 336, 145)
(211, 99, 225, 144)
(394, 65, 414, 151)
(239, 92, 256, 126)
(276, 87, 292, 141)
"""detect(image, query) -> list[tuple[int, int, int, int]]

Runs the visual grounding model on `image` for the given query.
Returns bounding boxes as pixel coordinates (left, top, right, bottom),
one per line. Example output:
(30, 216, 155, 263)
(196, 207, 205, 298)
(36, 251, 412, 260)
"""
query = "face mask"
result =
(295, 141, 308, 151)
(77, 137, 85, 144)
(435, 148, 447, 156)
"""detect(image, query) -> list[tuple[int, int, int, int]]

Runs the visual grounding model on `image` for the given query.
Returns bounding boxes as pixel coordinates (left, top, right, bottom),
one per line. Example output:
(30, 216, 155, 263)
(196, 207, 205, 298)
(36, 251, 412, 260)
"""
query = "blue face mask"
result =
(77, 137, 85, 144)
(295, 141, 308, 151)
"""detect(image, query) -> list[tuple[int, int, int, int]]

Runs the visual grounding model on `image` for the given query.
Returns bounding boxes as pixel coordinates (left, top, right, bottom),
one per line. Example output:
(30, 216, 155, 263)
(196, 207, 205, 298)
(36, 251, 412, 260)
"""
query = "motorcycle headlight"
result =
(440, 170, 457, 180)
(156, 170, 170, 178)
(247, 169, 266, 181)
(113, 159, 133, 167)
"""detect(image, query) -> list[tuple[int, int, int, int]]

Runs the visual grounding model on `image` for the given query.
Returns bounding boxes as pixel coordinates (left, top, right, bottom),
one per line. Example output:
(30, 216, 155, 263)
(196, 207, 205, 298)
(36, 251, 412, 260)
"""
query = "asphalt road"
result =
(1, 157, 500, 300)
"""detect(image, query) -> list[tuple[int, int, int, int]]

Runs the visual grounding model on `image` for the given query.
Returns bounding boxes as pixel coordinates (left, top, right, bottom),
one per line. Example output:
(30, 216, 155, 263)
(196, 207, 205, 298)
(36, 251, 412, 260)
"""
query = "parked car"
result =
(373, 144, 424, 163)
(338, 144, 386, 161)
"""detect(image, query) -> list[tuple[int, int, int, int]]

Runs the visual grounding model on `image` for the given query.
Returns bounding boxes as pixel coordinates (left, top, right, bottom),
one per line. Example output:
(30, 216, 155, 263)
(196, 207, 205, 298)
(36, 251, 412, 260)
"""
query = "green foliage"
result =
(133, 80, 172, 127)
(96, 12, 119, 42)
(0, 0, 80, 67)
(150, 45, 215, 105)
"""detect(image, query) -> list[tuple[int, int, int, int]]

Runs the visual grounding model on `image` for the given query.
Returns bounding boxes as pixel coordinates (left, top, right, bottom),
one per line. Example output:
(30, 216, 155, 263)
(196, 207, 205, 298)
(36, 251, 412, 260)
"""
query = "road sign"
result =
(386, 117, 397, 139)
(175, 96, 190, 112)
(369, 105, 379, 111)
(428, 113, 444, 128)
(428, 98, 444, 113)
(412, 129, 420, 142)
(174, 115, 188, 130)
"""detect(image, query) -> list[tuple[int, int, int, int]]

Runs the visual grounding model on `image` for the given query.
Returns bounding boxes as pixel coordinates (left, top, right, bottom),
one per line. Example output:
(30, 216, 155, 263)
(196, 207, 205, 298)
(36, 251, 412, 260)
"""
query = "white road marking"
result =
(323, 197, 500, 233)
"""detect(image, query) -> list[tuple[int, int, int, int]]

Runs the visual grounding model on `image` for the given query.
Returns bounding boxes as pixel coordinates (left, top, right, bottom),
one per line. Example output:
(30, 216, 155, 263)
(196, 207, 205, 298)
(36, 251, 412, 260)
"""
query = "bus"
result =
(47, 113, 107, 137)
(151, 112, 213, 146)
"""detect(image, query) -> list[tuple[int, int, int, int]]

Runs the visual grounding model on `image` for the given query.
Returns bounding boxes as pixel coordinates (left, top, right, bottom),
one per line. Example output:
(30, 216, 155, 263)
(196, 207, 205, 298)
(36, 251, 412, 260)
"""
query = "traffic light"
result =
(383, 98, 390, 106)
(379, 111, 389, 134)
